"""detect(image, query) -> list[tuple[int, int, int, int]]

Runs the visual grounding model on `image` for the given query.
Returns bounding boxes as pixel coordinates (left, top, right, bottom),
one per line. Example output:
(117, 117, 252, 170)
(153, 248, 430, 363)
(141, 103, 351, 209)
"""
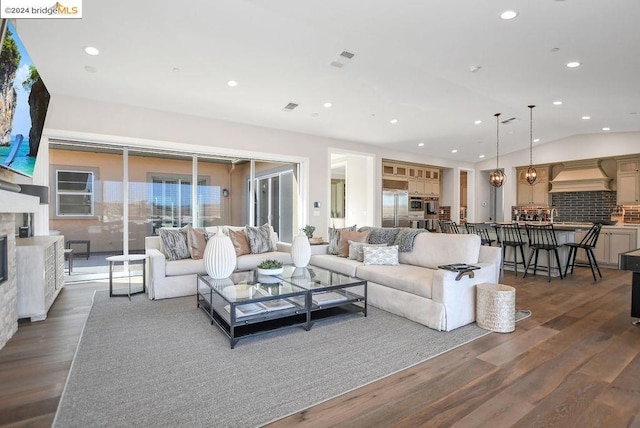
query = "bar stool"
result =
(439, 220, 460, 234)
(524, 224, 564, 282)
(495, 223, 526, 276)
(564, 223, 602, 281)
(465, 223, 495, 246)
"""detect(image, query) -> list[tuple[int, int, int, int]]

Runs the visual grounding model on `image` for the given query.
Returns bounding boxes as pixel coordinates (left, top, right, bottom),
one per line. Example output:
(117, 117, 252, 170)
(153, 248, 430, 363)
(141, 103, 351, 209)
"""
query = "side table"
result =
(476, 283, 516, 333)
(106, 254, 148, 300)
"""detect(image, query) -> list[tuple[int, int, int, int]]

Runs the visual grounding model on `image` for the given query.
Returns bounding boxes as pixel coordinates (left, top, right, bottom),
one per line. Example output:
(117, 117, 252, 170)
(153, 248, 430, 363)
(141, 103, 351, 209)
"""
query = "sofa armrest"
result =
(146, 248, 166, 300)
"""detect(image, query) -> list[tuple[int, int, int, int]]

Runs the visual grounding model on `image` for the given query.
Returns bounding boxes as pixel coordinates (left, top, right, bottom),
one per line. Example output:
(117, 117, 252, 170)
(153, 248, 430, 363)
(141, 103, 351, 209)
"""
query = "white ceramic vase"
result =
(203, 229, 236, 279)
(291, 229, 311, 267)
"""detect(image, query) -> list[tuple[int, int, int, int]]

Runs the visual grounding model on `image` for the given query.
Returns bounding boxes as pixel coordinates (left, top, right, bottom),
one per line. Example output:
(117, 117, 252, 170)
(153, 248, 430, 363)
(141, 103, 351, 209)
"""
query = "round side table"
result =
(106, 254, 148, 300)
(476, 283, 516, 333)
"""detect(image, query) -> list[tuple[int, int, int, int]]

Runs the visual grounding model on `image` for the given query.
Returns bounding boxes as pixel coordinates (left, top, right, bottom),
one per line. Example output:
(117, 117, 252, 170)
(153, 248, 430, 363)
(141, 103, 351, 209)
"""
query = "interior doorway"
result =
(329, 151, 375, 228)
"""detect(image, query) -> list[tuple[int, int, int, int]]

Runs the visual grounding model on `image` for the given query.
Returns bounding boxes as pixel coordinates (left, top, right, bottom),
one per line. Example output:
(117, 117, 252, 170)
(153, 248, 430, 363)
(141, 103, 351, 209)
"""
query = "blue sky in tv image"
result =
(0, 21, 39, 176)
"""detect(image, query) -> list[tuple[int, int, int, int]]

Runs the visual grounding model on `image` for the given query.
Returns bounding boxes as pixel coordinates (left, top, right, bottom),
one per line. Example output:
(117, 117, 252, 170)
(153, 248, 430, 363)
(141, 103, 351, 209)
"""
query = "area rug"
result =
(54, 291, 530, 427)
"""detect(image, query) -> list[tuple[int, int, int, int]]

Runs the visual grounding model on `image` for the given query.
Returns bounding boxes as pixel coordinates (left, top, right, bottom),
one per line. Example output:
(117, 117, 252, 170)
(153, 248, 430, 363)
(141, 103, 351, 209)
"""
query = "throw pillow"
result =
(348, 241, 387, 262)
(228, 228, 251, 257)
(337, 230, 370, 258)
(363, 245, 399, 266)
(158, 227, 190, 261)
(186, 226, 208, 260)
(328, 225, 357, 255)
(245, 224, 277, 254)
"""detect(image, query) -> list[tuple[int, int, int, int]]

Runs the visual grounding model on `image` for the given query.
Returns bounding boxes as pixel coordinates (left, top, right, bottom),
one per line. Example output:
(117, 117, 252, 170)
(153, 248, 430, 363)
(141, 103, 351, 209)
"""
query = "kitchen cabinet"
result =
(382, 162, 408, 178)
(16, 236, 65, 321)
(574, 227, 638, 267)
(517, 166, 549, 206)
(408, 167, 424, 179)
(408, 179, 425, 195)
(617, 158, 640, 204)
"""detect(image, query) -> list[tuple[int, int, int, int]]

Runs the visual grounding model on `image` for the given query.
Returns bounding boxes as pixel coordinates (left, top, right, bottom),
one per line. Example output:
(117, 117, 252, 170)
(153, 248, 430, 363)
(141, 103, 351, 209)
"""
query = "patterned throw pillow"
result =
(245, 224, 277, 254)
(228, 229, 251, 257)
(158, 227, 190, 261)
(186, 226, 208, 260)
(328, 225, 357, 255)
(337, 230, 370, 258)
(363, 245, 399, 266)
(348, 241, 387, 262)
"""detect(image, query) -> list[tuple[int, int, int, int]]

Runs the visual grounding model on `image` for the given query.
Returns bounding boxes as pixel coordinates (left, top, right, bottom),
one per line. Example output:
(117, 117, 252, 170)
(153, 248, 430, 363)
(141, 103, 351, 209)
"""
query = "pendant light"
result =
(489, 112, 505, 188)
(525, 105, 538, 185)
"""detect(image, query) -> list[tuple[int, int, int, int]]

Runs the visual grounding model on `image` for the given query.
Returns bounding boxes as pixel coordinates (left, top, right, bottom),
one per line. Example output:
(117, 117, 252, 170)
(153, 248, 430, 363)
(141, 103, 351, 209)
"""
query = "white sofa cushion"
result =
(310, 254, 361, 277)
(356, 264, 434, 299)
(165, 258, 206, 276)
(398, 233, 481, 269)
(236, 251, 292, 271)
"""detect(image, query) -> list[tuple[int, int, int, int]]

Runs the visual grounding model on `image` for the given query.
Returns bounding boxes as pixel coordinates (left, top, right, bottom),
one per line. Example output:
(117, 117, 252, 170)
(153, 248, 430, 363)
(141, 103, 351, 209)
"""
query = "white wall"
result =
(40, 95, 475, 236)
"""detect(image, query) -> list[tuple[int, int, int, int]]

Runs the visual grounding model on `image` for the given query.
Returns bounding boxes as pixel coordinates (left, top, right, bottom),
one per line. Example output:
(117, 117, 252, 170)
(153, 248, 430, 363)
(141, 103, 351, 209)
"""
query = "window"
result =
(56, 170, 94, 216)
(150, 175, 213, 232)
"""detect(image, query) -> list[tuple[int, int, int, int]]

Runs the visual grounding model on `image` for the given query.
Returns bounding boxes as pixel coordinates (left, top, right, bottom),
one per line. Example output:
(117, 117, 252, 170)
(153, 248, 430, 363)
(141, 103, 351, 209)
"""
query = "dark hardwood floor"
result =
(1, 268, 639, 427)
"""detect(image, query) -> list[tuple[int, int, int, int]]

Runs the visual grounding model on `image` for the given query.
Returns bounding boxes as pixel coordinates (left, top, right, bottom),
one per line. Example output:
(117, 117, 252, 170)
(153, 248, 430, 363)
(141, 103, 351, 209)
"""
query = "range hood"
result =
(549, 160, 612, 193)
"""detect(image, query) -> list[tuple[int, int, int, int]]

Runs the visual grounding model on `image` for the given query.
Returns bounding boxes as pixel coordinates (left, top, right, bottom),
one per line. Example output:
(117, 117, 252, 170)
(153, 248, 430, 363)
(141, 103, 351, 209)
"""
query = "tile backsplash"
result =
(550, 191, 618, 223)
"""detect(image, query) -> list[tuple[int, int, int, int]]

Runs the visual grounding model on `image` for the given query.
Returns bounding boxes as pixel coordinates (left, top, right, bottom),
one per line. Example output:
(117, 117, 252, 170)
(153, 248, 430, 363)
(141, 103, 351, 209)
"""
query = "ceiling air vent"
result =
(340, 51, 355, 59)
(330, 61, 344, 68)
(330, 50, 355, 68)
(283, 102, 299, 111)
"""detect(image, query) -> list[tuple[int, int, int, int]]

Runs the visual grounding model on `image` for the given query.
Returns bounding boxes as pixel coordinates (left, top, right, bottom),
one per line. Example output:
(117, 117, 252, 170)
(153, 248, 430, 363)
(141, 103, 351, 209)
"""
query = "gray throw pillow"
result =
(245, 224, 277, 254)
(159, 227, 190, 261)
(328, 225, 357, 255)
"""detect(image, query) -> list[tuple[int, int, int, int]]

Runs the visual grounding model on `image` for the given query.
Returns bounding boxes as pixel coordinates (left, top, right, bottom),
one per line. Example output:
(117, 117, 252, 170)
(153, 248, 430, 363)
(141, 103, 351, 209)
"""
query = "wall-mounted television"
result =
(0, 19, 50, 178)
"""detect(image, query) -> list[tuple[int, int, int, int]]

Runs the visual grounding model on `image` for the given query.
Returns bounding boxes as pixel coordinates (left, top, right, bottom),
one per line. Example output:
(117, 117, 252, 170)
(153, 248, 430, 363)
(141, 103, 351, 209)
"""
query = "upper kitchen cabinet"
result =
(517, 166, 549, 206)
(617, 158, 640, 204)
(382, 162, 408, 178)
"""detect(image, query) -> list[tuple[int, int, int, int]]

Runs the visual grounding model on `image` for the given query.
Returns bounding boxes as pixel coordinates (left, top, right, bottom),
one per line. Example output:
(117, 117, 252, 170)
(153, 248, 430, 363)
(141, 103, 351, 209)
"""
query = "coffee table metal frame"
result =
(197, 266, 367, 348)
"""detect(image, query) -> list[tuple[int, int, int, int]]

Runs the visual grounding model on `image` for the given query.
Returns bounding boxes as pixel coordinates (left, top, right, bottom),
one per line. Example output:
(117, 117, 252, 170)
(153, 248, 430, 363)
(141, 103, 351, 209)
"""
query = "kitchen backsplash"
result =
(550, 191, 618, 223)
(510, 191, 639, 224)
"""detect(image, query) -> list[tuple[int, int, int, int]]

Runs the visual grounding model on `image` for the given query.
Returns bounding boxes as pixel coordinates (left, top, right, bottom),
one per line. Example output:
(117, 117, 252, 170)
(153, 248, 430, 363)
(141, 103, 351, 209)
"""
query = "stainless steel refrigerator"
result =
(382, 189, 409, 227)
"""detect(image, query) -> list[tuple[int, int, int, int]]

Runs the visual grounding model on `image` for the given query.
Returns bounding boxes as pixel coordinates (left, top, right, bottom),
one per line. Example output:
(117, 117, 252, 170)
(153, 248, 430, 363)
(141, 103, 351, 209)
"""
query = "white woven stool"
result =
(476, 283, 516, 333)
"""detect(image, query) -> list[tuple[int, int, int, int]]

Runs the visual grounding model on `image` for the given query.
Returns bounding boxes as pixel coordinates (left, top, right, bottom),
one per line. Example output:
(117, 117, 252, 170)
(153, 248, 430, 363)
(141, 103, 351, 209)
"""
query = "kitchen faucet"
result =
(550, 208, 559, 223)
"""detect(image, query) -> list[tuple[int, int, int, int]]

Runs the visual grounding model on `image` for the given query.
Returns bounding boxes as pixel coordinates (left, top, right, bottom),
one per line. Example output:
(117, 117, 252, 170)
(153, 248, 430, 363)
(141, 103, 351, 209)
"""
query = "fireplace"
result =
(0, 235, 6, 285)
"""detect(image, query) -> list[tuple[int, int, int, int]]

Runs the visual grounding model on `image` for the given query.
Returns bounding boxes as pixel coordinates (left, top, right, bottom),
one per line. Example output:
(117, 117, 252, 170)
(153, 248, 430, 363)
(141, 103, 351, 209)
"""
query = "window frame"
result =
(55, 169, 96, 217)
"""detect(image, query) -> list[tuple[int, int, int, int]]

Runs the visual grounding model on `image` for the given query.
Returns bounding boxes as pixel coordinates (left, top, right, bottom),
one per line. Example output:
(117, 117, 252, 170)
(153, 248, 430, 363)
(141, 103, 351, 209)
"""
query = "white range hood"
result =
(549, 160, 612, 193)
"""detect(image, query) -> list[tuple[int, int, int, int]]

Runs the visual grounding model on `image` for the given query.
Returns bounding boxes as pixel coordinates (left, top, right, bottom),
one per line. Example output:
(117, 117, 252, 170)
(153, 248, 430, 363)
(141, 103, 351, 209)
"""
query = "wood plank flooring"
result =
(1, 268, 639, 427)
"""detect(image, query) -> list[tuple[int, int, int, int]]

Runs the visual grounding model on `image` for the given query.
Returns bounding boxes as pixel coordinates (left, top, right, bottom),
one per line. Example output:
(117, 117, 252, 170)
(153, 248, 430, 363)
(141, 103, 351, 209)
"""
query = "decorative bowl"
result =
(257, 267, 283, 276)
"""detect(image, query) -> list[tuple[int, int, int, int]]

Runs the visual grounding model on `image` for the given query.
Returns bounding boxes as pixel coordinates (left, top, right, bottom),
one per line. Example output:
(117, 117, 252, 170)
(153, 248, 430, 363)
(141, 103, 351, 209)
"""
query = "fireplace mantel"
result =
(0, 189, 39, 213)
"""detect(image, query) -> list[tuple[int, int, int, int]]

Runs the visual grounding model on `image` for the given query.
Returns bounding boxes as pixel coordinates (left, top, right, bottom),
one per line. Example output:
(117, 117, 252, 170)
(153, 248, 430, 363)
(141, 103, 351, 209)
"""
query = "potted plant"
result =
(257, 259, 284, 275)
(303, 225, 316, 239)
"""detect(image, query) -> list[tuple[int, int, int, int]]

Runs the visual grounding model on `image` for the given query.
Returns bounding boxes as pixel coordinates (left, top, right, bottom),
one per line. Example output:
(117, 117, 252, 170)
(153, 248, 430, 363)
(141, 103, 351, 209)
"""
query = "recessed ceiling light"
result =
(533, 138, 540, 143)
(418, 143, 425, 147)
(469, 65, 482, 73)
(451, 149, 458, 153)
(474, 120, 482, 125)
(84, 46, 99, 56)
(500, 10, 518, 20)
(566, 61, 581, 68)
(553, 100, 563, 105)
(323, 102, 332, 108)
(390, 119, 398, 124)
(479, 155, 485, 159)
(582, 116, 591, 120)
(602, 127, 611, 131)
(227, 80, 238, 87)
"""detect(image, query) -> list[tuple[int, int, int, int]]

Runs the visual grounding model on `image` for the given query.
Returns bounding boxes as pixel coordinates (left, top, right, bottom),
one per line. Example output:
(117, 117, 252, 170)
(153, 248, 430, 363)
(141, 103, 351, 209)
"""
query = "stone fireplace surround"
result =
(0, 189, 40, 350)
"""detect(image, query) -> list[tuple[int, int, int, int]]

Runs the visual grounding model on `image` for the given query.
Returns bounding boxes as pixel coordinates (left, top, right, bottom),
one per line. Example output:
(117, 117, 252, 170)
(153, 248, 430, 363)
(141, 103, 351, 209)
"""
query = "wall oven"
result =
(409, 197, 424, 211)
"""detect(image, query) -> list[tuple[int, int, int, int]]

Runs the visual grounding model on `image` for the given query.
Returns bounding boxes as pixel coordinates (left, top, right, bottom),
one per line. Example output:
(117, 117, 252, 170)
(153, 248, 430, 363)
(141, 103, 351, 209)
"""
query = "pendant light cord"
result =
(494, 113, 501, 169)
(528, 105, 535, 165)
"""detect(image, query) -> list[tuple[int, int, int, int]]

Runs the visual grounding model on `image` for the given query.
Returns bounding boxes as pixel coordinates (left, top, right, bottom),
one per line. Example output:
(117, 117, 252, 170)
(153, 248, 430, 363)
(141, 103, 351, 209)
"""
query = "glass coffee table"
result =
(197, 266, 367, 348)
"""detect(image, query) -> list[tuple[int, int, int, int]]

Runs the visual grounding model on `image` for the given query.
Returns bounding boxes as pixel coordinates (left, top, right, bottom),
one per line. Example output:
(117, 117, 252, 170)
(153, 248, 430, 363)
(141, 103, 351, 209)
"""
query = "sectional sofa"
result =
(310, 230, 501, 331)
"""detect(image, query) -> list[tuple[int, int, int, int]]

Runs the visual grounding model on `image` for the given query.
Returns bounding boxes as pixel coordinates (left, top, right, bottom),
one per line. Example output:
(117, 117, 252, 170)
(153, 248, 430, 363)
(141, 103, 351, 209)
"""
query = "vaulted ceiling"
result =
(14, 0, 640, 162)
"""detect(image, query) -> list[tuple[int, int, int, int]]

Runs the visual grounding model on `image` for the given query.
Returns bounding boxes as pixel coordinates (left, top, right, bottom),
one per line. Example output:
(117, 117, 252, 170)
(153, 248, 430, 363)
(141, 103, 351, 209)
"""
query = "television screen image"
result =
(0, 20, 50, 177)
